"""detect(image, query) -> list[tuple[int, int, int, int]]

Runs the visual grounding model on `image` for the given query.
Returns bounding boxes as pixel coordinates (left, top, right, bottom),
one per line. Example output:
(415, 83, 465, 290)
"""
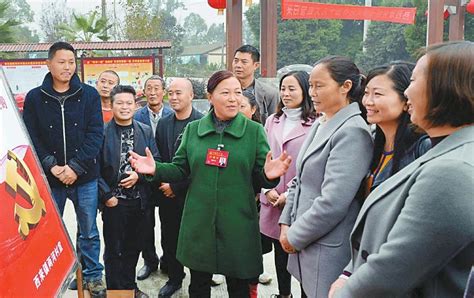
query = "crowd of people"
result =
(21, 40, 473, 298)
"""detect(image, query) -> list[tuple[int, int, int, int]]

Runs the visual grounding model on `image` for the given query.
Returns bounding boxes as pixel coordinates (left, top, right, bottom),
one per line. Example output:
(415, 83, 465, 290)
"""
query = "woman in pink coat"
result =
(260, 70, 316, 298)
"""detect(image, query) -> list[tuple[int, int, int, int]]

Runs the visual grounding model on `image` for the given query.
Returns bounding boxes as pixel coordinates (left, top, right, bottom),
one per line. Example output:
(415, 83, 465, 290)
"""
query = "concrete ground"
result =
(61, 200, 301, 297)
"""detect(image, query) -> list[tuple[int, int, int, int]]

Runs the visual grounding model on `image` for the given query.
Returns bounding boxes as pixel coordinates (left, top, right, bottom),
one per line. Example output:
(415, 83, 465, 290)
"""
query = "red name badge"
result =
(205, 148, 229, 168)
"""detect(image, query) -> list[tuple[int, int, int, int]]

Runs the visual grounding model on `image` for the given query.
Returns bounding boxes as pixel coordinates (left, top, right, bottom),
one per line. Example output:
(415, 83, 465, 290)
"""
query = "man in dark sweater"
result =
(155, 78, 203, 297)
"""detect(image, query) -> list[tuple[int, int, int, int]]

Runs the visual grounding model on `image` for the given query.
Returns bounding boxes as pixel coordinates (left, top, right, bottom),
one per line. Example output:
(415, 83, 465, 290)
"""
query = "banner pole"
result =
(76, 266, 84, 298)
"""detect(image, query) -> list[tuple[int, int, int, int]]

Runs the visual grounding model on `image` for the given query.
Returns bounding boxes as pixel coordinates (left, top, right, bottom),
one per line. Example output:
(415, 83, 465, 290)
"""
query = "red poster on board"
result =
(81, 56, 155, 92)
(0, 67, 76, 296)
(282, 1, 417, 24)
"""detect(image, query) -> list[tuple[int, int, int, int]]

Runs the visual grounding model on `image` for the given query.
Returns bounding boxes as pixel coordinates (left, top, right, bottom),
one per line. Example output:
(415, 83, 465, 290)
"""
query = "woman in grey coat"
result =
(329, 41, 474, 298)
(279, 56, 373, 297)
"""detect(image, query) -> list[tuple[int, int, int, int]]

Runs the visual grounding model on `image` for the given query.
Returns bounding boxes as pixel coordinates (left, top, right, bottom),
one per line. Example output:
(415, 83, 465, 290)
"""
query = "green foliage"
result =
(1, 0, 38, 44)
(206, 23, 225, 44)
(182, 14, 225, 46)
(123, 0, 162, 40)
(333, 20, 364, 59)
(277, 19, 343, 68)
(166, 58, 220, 78)
(465, 14, 474, 41)
(245, 0, 474, 73)
(170, 11, 226, 77)
(160, 10, 185, 68)
(245, 4, 260, 44)
(153, 0, 185, 14)
(404, 0, 427, 59)
(245, 1, 344, 69)
(0, 1, 20, 43)
(5, 0, 33, 22)
(120, 0, 185, 73)
(58, 11, 111, 42)
(188, 78, 207, 99)
(12, 26, 40, 43)
(356, 22, 411, 72)
(183, 13, 208, 45)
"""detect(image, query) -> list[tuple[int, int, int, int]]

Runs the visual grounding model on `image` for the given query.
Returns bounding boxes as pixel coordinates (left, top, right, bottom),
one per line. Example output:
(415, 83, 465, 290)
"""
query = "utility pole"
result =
(101, 0, 106, 18)
(363, 0, 372, 52)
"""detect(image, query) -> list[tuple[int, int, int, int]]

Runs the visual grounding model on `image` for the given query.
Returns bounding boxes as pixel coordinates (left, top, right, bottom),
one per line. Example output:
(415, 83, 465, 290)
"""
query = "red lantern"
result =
(444, 9, 450, 19)
(424, 9, 450, 20)
(467, 0, 474, 14)
(208, 0, 226, 15)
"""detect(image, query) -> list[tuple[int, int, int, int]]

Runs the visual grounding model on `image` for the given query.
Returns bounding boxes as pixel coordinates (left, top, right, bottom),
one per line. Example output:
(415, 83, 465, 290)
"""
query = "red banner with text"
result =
(282, 1, 417, 24)
(0, 67, 76, 296)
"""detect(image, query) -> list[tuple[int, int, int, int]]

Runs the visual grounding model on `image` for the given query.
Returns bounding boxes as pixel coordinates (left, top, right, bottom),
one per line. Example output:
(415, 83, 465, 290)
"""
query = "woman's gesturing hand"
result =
(264, 150, 292, 180)
(128, 147, 156, 175)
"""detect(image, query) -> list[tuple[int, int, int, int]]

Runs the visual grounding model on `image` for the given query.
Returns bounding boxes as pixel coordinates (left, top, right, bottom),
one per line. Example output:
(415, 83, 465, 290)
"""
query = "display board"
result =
(82, 56, 155, 91)
(0, 59, 49, 95)
(0, 67, 77, 296)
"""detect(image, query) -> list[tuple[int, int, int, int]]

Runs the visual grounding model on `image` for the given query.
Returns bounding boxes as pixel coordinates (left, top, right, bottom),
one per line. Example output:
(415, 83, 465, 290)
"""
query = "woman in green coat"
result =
(130, 70, 292, 297)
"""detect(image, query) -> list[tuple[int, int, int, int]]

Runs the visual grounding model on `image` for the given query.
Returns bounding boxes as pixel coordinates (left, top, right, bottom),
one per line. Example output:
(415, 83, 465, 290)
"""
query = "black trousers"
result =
(158, 196, 186, 283)
(272, 238, 292, 295)
(141, 207, 159, 268)
(102, 203, 142, 290)
(189, 269, 250, 298)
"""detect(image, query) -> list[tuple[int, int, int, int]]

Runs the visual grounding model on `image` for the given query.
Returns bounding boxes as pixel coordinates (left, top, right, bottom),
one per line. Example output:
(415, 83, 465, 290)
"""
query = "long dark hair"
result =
(314, 56, 367, 120)
(275, 71, 316, 122)
(367, 61, 424, 175)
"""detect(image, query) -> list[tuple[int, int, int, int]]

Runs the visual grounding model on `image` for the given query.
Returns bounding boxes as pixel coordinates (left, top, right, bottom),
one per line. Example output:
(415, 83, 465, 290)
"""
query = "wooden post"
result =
(76, 267, 85, 298)
(260, 0, 278, 77)
(226, 0, 243, 70)
(448, 1, 465, 41)
(158, 49, 164, 77)
(427, 0, 445, 45)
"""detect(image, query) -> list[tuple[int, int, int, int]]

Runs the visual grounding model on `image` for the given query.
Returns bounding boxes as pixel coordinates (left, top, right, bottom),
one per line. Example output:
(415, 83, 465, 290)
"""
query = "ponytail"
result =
(315, 56, 366, 120)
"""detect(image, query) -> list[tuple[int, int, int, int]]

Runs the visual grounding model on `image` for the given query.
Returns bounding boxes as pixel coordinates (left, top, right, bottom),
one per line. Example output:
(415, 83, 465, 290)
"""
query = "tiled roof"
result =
(0, 40, 172, 52)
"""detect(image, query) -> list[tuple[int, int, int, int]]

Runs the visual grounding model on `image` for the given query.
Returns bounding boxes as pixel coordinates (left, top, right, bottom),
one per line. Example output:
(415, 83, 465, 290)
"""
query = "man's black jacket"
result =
(98, 119, 160, 209)
(154, 108, 203, 202)
(23, 73, 103, 187)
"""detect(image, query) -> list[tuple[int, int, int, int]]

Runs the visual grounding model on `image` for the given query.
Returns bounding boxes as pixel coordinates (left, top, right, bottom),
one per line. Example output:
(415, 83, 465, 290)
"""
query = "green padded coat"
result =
(149, 112, 278, 279)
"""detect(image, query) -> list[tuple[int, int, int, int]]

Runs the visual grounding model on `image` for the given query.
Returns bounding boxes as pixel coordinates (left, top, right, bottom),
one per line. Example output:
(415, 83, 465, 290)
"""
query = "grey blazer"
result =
(254, 79, 279, 124)
(280, 102, 373, 298)
(336, 125, 474, 298)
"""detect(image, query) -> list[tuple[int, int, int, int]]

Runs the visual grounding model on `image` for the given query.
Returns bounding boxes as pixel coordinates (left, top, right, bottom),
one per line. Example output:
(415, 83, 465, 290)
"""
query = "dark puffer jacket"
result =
(23, 72, 103, 187)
